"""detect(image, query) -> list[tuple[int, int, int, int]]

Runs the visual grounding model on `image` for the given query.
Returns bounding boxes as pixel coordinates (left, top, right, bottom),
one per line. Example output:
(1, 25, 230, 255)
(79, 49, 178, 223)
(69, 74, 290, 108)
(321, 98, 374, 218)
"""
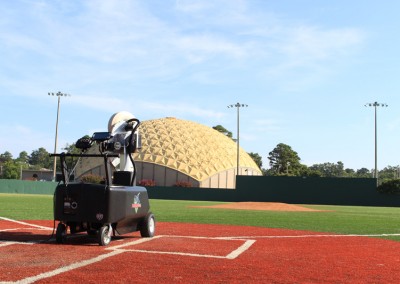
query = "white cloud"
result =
(175, 34, 247, 63)
(387, 117, 400, 131)
(0, 124, 53, 157)
(281, 26, 365, 61)
(139, 101, 225, 120)
(71, 95, 132, 113)
(175, 0, 214, 13)
(0, 32, 43, 52)
(253, 118, 282, 132)
(0, 1, 367, 112)
(254, 24, 366, 91)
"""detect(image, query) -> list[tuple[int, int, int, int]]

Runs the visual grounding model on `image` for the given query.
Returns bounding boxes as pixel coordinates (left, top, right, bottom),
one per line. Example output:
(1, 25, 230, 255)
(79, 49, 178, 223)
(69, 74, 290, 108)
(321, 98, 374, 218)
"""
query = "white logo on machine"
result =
(131, 193, 142, 213)
(96, 213, 104, 221)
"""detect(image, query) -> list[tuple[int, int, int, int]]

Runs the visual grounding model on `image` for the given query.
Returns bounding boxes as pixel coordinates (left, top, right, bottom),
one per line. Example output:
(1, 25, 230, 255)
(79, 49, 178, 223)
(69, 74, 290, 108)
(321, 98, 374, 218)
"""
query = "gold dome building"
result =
(76, 117, 262, 188)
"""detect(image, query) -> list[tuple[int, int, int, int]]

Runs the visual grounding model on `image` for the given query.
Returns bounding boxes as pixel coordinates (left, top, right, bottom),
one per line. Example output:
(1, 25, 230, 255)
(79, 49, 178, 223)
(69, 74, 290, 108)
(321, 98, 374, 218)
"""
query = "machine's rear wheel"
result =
(140, 212, 155, 238)
(98, 225, 112, 246)
(56, 223, 67, 244)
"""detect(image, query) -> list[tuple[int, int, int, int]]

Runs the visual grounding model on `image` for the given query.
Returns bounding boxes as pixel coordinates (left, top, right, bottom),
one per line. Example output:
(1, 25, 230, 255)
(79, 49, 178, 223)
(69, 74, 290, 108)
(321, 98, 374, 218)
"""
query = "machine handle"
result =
(124, 118, 140, 133)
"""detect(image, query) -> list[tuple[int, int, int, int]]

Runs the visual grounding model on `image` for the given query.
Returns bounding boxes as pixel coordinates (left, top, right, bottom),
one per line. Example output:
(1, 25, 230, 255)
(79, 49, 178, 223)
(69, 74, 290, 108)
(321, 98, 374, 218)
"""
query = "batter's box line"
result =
(216, 233, 400, 239)
(0, 241, 36, 247)
(106, 235, 256, 260)
(0, 217, 53, 230)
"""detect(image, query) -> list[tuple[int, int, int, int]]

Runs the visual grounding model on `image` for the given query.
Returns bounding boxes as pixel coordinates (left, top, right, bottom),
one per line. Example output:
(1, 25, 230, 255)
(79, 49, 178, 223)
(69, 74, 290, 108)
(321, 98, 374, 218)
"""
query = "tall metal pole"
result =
(365, 101, 388, 183)
(49, 92, 71, 181)
(53, 95, 60, 181)
(227, 103, 248, 176)
(374, 105, 377, 180)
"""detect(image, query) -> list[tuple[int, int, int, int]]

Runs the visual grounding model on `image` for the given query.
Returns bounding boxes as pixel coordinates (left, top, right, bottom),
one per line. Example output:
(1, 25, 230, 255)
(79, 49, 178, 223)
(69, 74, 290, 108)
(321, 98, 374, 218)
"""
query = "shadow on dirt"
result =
(0, 229, 140, 246)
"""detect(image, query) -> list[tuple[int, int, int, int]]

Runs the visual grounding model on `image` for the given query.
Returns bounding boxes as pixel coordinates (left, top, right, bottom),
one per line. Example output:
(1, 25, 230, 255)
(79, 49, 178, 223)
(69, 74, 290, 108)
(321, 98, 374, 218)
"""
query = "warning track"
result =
(1, 218, 400, 283)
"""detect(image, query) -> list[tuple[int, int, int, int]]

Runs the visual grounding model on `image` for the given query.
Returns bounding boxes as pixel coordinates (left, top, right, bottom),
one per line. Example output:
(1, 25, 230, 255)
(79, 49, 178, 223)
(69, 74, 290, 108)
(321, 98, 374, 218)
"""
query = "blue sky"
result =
(1, 0, 399, 171)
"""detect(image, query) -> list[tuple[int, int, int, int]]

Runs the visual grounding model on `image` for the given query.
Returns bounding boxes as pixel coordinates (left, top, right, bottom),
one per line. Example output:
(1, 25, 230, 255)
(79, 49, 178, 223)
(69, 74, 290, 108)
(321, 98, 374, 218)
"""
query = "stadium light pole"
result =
(227, 103, 248, 177)
(48, 91, 71, 181)
(364, 101, 388, 183)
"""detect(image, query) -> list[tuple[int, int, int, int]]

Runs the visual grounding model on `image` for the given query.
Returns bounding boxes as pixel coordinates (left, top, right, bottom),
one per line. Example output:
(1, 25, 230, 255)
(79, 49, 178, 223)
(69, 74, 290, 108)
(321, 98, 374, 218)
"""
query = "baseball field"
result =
(1, 193, 400, 283)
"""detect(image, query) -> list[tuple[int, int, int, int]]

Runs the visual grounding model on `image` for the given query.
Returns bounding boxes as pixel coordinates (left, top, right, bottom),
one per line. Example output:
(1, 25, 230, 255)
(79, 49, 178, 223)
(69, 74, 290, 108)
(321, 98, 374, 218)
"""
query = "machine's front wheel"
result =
(56, 223, 67, 244)
(140, 212, 155, 238)
(98, 225, 112, 246)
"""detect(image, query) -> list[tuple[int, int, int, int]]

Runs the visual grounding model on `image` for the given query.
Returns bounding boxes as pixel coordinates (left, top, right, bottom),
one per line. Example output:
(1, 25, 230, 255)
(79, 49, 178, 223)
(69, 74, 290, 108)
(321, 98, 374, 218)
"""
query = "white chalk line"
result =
(0, 217, 54, 246)
(215, 233, 400, 240)
(0, 250, 124, 284)
(116, 248, 229, 259)
(0, 241, 34, 248)
(0, 217, 52, 230)
(1, 217, 399, 284)
(106, 235, 163, 250)
(226, 240, 256, 259)
(0, 228, 51, 233)
(2, 231, 399, 284)
(0, 235, 254, 283)
(108, 235, 256, 260)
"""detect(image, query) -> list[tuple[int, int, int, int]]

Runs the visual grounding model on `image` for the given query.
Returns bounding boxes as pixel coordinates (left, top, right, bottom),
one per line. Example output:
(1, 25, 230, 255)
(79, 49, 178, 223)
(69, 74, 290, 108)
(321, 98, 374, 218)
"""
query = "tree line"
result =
(212, 125, 399, 183)
(255, 143, 381, 179)
(0, 144, 76, 179)
(0, 126, 399, 183)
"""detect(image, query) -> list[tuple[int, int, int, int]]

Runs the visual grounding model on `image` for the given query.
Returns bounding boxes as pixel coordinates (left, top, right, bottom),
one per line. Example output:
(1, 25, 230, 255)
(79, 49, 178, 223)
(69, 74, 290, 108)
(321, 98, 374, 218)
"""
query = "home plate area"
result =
(2, 219, 400, 283)
(108, 235, 255, 259)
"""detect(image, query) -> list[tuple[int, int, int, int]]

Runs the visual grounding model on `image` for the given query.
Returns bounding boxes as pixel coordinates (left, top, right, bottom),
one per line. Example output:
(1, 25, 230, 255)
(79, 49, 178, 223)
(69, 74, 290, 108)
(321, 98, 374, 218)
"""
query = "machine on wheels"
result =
(52, 112, 155, 246)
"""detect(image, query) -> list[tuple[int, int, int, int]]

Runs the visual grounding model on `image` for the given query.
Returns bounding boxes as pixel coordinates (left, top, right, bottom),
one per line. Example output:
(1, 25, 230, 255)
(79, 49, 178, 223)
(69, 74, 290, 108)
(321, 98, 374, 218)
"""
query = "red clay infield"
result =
(1, 218, 400, 283)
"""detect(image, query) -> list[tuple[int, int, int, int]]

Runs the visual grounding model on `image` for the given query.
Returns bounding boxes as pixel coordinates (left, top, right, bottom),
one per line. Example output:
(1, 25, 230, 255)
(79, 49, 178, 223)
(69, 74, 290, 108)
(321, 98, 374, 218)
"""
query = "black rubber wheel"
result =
(98, 225, 112, 246)
(140, 212, 155, 238)
(56, 223, 67, 244)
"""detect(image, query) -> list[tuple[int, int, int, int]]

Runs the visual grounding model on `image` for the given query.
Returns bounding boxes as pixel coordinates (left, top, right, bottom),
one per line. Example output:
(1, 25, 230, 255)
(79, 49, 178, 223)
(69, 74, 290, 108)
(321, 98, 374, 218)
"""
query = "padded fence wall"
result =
(146, 176, 400, 207)
(1, 176, 399, 207)
(0, 179, 58, 195)
(146, 176, 400, 206)
(235, 176, 400, 207)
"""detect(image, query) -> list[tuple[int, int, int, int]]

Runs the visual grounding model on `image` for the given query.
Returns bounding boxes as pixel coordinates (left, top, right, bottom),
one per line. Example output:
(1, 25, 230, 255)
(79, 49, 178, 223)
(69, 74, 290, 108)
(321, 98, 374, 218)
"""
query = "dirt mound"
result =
(191, 202, 323, 212)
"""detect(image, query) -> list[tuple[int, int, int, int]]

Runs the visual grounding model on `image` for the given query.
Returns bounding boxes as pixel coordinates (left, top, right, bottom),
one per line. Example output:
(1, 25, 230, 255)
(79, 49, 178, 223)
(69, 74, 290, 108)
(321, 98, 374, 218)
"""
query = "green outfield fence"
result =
(1, 176, 399, 207)
(0, 179, 58, 195)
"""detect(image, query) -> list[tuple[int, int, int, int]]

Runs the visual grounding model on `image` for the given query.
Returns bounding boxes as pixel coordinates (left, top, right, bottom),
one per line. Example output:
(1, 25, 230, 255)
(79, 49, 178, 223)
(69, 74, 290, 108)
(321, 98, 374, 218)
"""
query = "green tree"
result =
(302, 166, 323, 177)
(379, 166, 400, 183)
(64, 135, 91, 153)
(62, 140, 91, 170)
(212, 125, 233, 139)
(248, 152, 263, 169)
(63, 143, 81, 154)
(1, 160, 20, 179)
(267, 143, 302, 175)
(344, 168, 355, 177)
(356, 168, 372, 178)
(0, 151, 13, 163)
(308, 161, 345, 177)
(16, 151, 29, 164)
(29, 148, 52, 169)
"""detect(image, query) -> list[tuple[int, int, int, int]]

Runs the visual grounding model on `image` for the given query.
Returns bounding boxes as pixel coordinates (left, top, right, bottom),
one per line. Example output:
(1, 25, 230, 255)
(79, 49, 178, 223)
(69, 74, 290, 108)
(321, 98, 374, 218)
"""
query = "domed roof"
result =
(133, 117, 262, 181)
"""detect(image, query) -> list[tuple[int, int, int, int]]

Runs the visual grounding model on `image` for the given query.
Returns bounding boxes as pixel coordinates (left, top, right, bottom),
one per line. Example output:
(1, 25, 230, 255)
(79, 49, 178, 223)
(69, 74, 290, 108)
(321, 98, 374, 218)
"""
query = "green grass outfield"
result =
(1, 193, 400, 241)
